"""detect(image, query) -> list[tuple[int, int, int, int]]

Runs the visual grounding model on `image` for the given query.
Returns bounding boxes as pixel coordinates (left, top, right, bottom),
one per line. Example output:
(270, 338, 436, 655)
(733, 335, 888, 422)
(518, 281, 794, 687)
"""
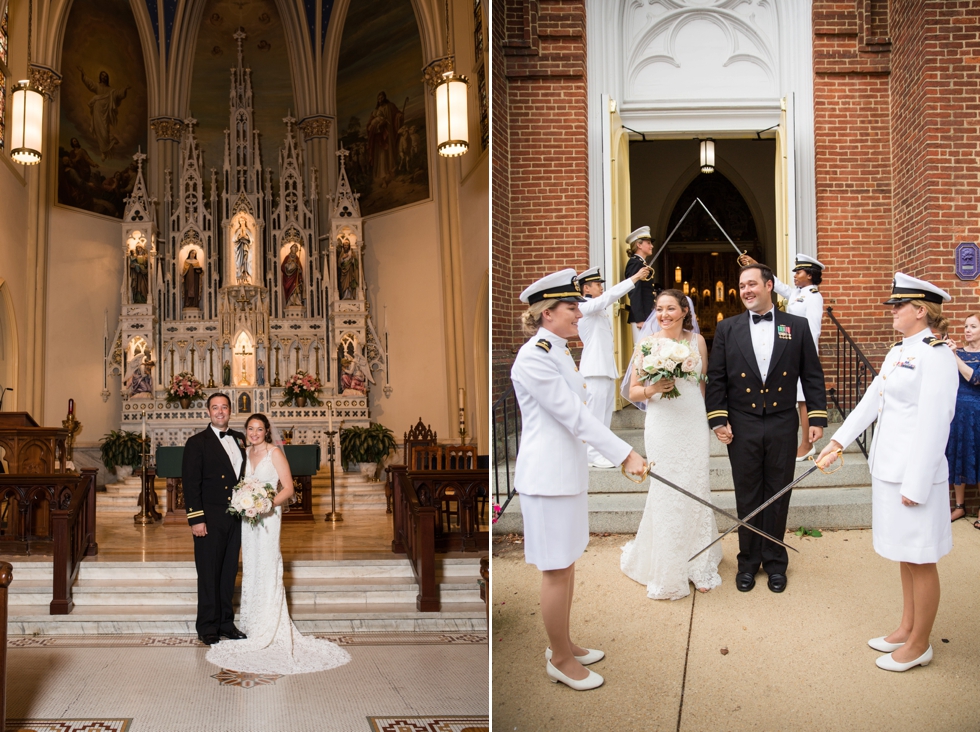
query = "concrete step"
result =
(613, 425, 865, 457)
(493, 486, 872, 535)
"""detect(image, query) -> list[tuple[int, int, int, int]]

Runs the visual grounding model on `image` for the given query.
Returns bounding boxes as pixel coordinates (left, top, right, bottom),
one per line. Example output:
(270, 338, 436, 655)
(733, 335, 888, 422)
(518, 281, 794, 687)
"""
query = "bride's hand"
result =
(657, 379, 675, 394)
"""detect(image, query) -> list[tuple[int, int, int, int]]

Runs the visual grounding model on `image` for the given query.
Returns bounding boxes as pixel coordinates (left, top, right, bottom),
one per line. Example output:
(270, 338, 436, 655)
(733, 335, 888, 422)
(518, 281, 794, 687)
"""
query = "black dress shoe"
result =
(198, 633, 220, 646)
(220, 627, 247, 640)
(767, 573, 787, 593)
(735, 572, 756, 592)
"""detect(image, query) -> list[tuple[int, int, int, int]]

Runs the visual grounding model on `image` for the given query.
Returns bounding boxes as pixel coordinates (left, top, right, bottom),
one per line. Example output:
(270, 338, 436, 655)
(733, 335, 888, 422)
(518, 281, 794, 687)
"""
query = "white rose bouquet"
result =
(227, 476, 277, 526)
(635, 336, 706, 400)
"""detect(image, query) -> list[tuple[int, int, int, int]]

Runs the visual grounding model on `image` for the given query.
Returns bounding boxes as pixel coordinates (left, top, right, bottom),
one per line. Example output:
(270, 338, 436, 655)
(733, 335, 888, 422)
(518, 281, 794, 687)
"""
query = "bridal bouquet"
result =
(227, 476, 277, 526)
(635, 337, 705, 400)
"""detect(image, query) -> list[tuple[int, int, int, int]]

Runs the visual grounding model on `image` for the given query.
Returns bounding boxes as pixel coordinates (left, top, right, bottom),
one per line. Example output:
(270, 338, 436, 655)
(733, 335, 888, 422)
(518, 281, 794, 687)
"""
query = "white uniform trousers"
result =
(631, 323, 643, 349)
(585, 376, 617, 464)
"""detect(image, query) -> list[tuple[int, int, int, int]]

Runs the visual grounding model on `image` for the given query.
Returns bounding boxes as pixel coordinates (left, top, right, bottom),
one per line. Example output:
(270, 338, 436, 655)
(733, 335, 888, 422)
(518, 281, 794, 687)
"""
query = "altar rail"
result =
(389, 464, 489, 612)
(0, 469, 99, 614)
(1, 561, 10, 730)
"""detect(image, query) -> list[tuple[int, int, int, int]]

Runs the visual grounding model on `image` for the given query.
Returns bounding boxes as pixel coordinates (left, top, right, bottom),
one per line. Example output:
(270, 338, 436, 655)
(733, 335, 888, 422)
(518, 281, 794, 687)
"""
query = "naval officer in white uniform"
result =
(817, 273, 957, 673)
(511, 268, 647, 691)
(577, 265, 651, 468)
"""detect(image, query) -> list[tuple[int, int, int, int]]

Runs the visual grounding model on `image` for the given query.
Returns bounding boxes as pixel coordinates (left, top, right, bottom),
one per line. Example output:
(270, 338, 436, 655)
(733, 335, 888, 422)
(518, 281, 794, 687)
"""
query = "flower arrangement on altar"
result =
(227, 477, 277, 526)
(635, 337, 706, 400)
(283, 371, 322, 406)
(166, 372, 206, 404)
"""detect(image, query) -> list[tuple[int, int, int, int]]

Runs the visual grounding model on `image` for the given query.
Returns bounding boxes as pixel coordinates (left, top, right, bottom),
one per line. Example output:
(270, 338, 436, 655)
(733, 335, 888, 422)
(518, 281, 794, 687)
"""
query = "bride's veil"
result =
(620, 295, 700, 410)
(264, 416, 296, 509)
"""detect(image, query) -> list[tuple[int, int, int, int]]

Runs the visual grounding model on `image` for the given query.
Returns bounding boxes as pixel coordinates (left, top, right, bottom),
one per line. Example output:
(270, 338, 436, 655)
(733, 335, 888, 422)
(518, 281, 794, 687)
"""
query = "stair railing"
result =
(491, 383, 521, 514)
(825, 307, 878, 458)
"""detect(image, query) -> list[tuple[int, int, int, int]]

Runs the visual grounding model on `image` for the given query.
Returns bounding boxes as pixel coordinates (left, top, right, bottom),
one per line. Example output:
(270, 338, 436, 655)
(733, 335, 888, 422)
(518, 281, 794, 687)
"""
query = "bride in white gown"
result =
(620, 290, 723, 600)
(206, 413, 351, 674)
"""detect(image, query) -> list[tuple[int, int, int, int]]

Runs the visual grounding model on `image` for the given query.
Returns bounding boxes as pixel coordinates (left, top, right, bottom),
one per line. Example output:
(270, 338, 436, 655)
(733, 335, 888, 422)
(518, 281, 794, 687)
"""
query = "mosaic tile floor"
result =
(8, 634, 488, 732)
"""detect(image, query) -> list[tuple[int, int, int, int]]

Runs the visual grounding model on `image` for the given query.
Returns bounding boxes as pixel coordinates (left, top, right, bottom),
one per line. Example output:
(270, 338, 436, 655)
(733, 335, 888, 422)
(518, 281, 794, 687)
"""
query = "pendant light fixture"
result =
(424, 0, 469, 157)
(10, 0, 42, 165)
(699, 139, 715, 174)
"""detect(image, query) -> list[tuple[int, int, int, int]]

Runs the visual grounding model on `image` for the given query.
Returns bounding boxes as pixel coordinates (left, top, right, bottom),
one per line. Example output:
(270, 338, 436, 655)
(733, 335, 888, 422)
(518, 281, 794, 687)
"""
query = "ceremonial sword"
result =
(622, 464, 798, 556)
(687, 450, 843, 563)
(647, 198, 750, 273)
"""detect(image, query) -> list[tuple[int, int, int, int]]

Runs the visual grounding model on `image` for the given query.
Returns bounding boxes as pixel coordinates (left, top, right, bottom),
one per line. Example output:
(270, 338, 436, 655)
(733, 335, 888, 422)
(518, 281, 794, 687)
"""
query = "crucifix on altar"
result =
(236, 341, 253, 386)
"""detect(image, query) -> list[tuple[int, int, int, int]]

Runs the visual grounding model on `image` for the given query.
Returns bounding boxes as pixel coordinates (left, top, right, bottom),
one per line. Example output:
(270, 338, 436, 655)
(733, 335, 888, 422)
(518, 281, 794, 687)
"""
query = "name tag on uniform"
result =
(777, 325, 792, 340)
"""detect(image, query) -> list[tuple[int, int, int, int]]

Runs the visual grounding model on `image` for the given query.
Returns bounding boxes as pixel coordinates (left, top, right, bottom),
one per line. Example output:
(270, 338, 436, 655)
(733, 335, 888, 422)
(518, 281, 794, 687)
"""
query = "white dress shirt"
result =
(211, 424, 243, 476)
(748, 307, 775, 382)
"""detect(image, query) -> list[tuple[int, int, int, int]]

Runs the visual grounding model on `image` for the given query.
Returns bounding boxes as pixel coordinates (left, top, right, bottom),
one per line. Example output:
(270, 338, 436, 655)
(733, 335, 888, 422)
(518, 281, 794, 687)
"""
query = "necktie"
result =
(218, 430, 229, 438)
(752, 312, 773, 324)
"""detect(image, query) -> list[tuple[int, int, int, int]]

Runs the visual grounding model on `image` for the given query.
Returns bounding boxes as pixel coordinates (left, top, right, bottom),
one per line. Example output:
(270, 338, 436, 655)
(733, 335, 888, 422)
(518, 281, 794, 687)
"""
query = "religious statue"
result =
(281, 244, 305, 308)
(129, 242, 149, 304)
(234, 218, 252, 284)
(182, 249, 204, 309)
(77, 67, 130, 161)
(366, 91, 405, 188)
(125, 352, 153, 398)
(338, 236, 359, 299)
(256, 359, 266, 386)
(222, 359, 232, 386)
(340, 357, 367, 395)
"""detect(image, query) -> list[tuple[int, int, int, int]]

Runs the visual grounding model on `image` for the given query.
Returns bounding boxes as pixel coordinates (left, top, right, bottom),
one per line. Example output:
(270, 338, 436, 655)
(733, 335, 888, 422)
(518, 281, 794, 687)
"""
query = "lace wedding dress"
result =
(620, 335, 723, 600)
(205, 449, 351, 674)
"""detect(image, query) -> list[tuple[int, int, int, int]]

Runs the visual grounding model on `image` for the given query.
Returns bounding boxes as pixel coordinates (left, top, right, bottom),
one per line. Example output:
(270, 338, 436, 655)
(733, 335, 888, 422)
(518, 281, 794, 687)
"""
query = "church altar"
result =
(102, 32, 388, 466)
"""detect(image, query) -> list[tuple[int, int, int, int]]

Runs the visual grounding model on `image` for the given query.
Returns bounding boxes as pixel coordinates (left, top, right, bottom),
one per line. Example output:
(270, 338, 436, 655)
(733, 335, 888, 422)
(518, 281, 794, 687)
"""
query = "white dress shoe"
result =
(795, 446, 816, 462)
(868, 636, 905, 653)
(544, 647, 605, 665)
(546, 660, 604, 690)
(589, 457, 615, 469)
(875, 645, 933, 672)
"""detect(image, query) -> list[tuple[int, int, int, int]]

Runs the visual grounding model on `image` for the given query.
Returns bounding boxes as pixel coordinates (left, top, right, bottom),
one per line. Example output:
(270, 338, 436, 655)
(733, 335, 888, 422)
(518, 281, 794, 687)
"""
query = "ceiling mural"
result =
(57, 0, 148, 218)
(189, 0, 294, 197)
(336, 0, 429, 216)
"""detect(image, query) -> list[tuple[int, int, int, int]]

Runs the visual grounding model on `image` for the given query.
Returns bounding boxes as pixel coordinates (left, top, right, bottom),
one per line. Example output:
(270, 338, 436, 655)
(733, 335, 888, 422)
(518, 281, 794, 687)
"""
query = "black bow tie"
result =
(218, 430, 230, 439)
(752, 312, 773, 324)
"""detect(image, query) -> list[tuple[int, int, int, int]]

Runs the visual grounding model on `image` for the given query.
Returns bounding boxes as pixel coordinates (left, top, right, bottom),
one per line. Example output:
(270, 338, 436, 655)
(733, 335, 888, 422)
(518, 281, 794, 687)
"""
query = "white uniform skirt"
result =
(872, 477, 952, 564)
(520, 491, 590, 571)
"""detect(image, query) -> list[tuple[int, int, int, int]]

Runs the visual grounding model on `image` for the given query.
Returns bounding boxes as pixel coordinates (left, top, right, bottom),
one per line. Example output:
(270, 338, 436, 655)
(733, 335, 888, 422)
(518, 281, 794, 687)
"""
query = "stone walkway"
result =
(491, 522, 980, 731)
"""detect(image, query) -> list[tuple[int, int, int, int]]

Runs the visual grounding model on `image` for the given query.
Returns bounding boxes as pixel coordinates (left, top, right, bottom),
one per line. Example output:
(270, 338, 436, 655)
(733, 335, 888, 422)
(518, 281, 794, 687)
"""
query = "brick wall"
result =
(491, 0, 591, 402)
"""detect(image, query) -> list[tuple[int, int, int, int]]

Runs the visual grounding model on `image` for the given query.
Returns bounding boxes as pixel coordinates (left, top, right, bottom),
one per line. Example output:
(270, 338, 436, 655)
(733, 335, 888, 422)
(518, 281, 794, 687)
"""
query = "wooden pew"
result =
(1, 561, 10, 732)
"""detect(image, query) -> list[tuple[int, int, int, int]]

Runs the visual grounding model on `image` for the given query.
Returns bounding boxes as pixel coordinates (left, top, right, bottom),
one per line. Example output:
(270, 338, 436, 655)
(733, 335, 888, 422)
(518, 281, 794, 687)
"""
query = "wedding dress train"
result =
(205, 450, 351, 674)
(620, 337, 723, 600)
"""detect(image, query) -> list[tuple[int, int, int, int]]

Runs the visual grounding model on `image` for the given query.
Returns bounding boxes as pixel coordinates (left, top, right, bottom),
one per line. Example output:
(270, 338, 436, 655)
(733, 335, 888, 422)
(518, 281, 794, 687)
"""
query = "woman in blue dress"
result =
(944, 313, 980, 524)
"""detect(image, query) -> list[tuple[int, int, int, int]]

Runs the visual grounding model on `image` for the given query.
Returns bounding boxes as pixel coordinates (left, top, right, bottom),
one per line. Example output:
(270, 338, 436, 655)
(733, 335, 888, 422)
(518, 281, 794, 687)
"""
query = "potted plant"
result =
(99, 430, 148, 481)
(166, 371, 205, 408)
(283, 371, 322, 407)
(339, 423, 396, 480)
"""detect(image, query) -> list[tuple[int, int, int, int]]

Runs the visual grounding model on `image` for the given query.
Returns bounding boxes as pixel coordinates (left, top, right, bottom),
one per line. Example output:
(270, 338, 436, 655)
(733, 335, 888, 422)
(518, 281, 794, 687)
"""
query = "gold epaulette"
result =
(809, 286, 819, 293)
(536, 339, 552, 353)
(924, 336, 947, 347)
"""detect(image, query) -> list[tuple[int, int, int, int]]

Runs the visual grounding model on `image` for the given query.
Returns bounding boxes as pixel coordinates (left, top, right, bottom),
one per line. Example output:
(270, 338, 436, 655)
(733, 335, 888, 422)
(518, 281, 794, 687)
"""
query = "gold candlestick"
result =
(324, 429, 343, 523)
(273, 342, 281, 386)
(207, 343, 215, 388)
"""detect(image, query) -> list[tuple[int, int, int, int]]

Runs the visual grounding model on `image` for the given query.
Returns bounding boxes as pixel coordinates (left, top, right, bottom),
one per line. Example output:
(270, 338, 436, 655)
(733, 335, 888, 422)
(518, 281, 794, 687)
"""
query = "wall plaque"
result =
(955, 241, 980, 280)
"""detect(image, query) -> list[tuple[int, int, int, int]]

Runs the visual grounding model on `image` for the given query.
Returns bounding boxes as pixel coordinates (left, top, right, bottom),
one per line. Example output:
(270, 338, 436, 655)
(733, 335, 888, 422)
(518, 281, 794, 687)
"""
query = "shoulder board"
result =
(924, 337, 947, 347)
(809, 286, 819, 293)
(893, 341, 903, 348)
(536, 339, 552, 353)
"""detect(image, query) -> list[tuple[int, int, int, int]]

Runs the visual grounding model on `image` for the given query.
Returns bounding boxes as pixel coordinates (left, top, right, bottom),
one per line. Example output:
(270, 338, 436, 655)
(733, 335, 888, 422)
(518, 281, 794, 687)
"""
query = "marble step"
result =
(6, 601, 488, 635)
(493, 486, 872, 535)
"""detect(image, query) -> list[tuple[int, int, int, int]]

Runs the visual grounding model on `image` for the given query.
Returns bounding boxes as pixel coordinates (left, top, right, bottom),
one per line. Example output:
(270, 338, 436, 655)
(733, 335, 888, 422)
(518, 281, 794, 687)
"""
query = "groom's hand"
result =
(191, 523, 207, 537)
(808, 426, 823, 444)
(712, 424, 733, 444)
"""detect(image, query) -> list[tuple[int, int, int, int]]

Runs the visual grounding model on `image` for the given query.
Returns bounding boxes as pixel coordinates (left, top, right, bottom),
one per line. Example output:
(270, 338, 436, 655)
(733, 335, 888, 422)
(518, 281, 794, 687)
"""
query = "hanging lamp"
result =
(699, 139, 715, 174)
(10, 0, 42, 165)
(425, 0, 469, 157)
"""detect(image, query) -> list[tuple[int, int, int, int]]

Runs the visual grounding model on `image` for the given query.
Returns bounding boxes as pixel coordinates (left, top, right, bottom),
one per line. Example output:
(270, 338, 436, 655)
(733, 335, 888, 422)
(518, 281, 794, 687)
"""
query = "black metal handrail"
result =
(491, 383, 521, 514)
(825, 306, 878, 458)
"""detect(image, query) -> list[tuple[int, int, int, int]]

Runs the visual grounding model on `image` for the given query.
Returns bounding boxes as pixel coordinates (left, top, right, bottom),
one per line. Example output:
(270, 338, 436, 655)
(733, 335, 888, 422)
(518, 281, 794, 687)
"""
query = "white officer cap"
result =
(792, 254, 825, 271)
(519, 268, 586, 304)
(625, 226, 653, 245)
(578, 266, 604, 285)
(883, 272, 951, 305)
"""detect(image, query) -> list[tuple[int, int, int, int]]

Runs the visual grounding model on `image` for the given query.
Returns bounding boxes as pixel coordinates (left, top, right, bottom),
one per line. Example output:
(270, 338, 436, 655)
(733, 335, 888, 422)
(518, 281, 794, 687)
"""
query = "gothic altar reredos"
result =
(103, 33, 389, 463)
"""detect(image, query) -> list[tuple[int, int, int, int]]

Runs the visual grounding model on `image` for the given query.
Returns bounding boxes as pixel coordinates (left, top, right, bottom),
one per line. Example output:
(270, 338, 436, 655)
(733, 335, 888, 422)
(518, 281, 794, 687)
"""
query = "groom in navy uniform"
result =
(182, 393, 248, 645)
(705, 263, 827, 593)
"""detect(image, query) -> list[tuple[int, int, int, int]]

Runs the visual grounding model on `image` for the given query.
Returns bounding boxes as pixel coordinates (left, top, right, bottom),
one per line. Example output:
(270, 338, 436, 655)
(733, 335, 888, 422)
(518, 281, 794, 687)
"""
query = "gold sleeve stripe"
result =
(186, 510, 204, 518)
(808, 410, 828, 418)
(706, 410, 728, 419)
